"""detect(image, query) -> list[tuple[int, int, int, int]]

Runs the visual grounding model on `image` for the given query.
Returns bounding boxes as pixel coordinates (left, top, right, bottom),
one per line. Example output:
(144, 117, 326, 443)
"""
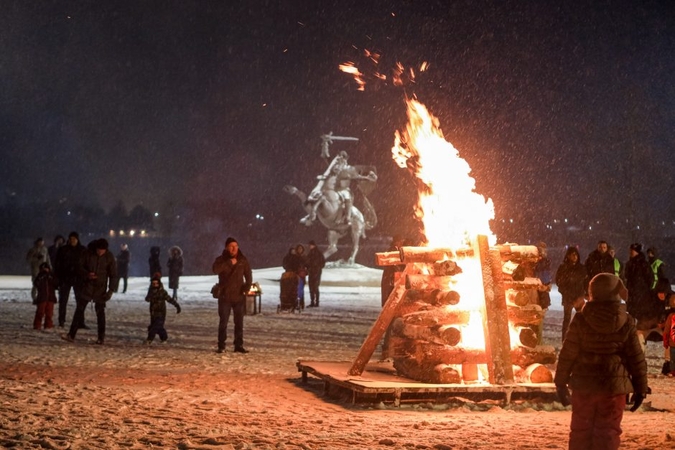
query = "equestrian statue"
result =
(284, 138, 377, 265)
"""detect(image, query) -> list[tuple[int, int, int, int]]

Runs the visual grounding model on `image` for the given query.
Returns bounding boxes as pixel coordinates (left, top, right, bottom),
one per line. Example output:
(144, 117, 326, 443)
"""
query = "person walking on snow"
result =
(145, 275, 181, 344)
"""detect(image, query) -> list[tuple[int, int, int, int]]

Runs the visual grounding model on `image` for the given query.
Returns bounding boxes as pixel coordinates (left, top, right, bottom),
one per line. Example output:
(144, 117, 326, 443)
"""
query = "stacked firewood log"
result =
(376, 241, 555, 385)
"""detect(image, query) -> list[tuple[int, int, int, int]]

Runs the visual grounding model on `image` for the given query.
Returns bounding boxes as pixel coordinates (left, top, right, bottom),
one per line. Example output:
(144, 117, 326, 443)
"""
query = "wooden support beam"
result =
(348, 280, 408, 376)
(480, 236, 514, 385)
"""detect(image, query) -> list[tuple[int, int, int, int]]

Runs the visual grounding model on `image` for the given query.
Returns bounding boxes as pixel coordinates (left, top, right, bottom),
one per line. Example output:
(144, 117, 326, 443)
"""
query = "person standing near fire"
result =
(646, 247, 667, 293)
(212, 237, 252, 354)
(624, 243, 653, 322)
(607, 245, 624, 279)
(583, 240, 614, 294)
(555, 246, 587, 341)
(555, 273, 648, 450)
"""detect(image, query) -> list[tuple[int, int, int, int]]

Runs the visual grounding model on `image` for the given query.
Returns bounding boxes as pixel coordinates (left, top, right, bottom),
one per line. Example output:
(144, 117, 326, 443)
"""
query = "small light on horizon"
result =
(154, 212, 159, 217)
(129, 230, 136, 236)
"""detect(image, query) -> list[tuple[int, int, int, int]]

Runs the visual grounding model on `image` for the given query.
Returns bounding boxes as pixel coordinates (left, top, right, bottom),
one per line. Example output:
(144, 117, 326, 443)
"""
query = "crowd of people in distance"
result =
(26, 233, 186, 347)
(26, 233, 333, 356)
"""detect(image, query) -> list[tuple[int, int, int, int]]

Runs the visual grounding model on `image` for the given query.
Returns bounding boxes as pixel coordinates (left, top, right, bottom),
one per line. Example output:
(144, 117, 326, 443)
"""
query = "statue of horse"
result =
(284, 152, 377, 265)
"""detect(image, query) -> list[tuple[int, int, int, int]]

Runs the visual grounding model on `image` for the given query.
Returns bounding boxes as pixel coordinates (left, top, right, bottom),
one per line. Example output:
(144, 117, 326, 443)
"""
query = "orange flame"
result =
(338, 62, 365, 91)
(392, 99, 496, 248)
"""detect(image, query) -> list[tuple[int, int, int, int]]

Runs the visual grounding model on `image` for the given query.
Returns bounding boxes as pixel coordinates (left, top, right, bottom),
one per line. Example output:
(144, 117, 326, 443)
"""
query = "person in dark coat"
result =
(306, 240, 325, 307)
(149, 246, 162, 278)
(54, 231, 88, 328)
(62, 238, 118, 345)
(282, 247, 295, 271)
(212, 237, 252, 354)
(534, 241, 552, 310)
(554, 273, 648, 450)
(583, 240, 614, 292)
(116, 243, 130, 293)
(624, 243, 653, 322)
(381, 235, 406, 307)
(555, 246, 587, 341)
(47, 235, 65, 271)
(292, 244, 308, 308)
(145, 275, 181, 344)
(33, 262, 58, 330)
(167, 245, 184, 300)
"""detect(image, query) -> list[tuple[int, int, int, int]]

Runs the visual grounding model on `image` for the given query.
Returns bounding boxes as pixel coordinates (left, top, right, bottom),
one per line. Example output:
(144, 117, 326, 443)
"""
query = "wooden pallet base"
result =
(296, 360, 557, 406)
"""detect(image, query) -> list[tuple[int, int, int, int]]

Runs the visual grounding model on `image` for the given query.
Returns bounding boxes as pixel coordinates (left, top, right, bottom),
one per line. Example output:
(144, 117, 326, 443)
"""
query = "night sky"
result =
(2, 0, 675, 244)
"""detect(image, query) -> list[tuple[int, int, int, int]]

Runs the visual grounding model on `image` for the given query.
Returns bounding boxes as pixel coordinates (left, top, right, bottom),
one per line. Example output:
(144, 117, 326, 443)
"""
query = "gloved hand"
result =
(556, 385, 571, 407)
(105, 290, 114, 301)
(629, 393, 644, 412)
(176, 304, 181, 314)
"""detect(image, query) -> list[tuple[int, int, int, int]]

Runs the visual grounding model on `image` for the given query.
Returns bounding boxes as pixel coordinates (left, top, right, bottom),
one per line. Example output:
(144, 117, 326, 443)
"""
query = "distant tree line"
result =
(0, 199, 155, 239)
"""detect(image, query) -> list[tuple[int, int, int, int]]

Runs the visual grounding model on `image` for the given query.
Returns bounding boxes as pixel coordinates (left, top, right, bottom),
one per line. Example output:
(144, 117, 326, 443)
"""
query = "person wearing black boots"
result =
(212, 237, 252, 354)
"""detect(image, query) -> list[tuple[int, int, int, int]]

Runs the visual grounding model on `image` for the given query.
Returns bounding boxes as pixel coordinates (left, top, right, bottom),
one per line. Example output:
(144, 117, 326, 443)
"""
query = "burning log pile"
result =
(365, 238, 555, 386)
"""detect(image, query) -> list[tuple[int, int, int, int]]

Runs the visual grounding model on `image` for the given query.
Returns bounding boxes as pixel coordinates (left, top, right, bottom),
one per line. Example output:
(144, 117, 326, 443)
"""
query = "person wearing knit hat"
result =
(212, 237, 252, 353)
(555, 273, 648, 449)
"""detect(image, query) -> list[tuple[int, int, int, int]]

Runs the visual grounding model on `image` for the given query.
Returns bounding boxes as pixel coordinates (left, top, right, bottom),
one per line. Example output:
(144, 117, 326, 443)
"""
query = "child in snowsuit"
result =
(662, 295, 675, 377)
(554, 273, 648, 450)
(145, 276, 181, 344)
(33, 262, 58, 330)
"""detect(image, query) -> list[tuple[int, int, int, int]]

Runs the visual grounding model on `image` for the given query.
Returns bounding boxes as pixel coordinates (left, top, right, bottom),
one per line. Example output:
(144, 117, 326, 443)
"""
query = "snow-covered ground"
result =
(1, 266, 673, 449)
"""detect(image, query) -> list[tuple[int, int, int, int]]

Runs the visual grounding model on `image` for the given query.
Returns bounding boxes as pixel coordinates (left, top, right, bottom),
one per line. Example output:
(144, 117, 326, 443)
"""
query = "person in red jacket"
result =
(662, 296, 675, 377)
(554, 273, 648, 450)
(33, 262, 58, 330)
